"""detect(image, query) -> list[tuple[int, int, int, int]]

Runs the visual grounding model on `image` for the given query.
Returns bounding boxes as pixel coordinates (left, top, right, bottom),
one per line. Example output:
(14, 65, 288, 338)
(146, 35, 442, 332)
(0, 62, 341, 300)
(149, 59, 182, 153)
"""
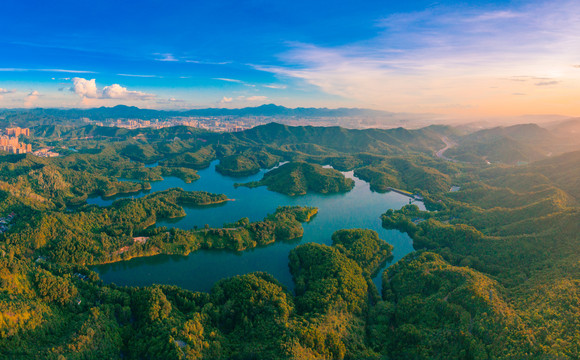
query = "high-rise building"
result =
(6, 127, 30, 137)
(0, 132, 32, 153)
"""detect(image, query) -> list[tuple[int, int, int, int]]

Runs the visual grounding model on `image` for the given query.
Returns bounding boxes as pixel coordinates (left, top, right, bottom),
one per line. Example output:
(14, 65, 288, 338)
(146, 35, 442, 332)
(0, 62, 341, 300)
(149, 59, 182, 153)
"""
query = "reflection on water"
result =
(92, 160, 424, 293)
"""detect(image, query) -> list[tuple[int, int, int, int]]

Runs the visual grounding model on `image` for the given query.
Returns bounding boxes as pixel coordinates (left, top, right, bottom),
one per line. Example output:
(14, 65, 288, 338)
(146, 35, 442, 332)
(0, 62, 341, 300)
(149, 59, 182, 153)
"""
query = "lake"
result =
(91, 160, 424, 293)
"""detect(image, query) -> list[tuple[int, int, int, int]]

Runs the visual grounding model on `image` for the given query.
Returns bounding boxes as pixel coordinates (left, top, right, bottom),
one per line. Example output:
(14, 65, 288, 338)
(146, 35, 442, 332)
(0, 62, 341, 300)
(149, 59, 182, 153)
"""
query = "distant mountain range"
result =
(1, 104, 391, 120)
(444, 122, 580, 164)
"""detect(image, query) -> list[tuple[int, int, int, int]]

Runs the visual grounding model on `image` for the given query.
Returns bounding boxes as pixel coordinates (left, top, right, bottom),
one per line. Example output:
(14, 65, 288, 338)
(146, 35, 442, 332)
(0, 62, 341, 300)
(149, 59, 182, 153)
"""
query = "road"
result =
(435, 136, 457, 162)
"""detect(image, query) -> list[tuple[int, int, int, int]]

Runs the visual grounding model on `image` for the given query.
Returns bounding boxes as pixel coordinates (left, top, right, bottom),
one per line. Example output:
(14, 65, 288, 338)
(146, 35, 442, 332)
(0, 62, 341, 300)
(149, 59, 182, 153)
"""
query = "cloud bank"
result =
(246, 95, 268, 101)
(24, 90, 40, 107)
(218, 95, 268, 105)
(71, 78, 156, 101)
(0, 88, 15, 96)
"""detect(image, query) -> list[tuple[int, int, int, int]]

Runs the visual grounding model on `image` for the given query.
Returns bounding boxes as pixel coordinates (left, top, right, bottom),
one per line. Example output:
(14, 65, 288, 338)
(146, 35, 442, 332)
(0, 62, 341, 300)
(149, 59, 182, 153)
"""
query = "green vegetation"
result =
(331, 229, 393, 277)
(290, 243, 368, 315)
(238, 162, 355, 196)
(0, 152, 150, 208)
(1, 187, 319, 265)
(379, 152, 580, 358)
(2, 188, 229, 264)
(215, 149, 280, 177)
(369, 251, 535, 359)
(354, 155, 456, 194)
(0, 119, 578, 359)
(443, 123, 578, 164)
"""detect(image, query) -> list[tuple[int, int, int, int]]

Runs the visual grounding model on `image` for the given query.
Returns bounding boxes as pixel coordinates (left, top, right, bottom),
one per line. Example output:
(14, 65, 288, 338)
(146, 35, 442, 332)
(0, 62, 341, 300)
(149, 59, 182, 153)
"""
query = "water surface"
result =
(92, 161, 424, 293)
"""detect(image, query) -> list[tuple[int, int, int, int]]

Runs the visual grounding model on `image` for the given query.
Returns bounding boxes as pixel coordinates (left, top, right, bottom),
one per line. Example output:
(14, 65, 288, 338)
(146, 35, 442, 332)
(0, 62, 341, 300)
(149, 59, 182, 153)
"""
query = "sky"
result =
(0, 0, 579, 118)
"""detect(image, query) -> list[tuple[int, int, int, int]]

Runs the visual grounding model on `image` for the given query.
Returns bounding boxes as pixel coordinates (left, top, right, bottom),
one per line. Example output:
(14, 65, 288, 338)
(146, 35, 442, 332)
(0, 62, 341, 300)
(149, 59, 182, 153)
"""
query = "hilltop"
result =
(237, 162, 355, 196)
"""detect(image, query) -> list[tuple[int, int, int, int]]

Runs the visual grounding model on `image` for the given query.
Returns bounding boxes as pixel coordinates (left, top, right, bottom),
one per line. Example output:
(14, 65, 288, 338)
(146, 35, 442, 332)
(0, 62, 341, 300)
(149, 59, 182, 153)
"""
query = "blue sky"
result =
(0, 0, 578, 117)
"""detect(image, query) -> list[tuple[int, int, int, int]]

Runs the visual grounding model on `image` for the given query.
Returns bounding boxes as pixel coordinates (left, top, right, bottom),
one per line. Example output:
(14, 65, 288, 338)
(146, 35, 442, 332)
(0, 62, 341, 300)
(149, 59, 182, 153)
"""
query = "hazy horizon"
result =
(2, 103, 577, 130)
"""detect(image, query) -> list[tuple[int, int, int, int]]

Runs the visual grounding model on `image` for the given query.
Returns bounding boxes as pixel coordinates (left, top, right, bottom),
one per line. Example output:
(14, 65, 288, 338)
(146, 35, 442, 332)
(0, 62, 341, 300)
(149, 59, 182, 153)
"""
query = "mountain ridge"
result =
(0, 104, 391, 120)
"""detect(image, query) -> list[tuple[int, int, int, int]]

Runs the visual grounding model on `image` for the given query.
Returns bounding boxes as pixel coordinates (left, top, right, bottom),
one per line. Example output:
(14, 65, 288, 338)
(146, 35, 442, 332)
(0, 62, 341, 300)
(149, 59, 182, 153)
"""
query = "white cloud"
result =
(0, 88, 15, 101)
(71, 78, 99, 98)
(214, 78, 243, 83)
(155, 97, 188, 107)
(151, 54, 231, 65)
(117, 73, 162, 78)
(535, 80, 560, 86)
(24, 90, 40, 107)
(154, 53, 178, 62)
(263, 84, 287, 89)
(42, 69, 95, 74)
(218, 95, 267, 105)
(70, 78, 156, 101)
(246, 96, 268, 101)
(102, 84, 156, 100)
(0, 68, 95, 73)
(184, 59, 231, 65)
(465, 10, 522, 22)
(505, 76, 557, 83)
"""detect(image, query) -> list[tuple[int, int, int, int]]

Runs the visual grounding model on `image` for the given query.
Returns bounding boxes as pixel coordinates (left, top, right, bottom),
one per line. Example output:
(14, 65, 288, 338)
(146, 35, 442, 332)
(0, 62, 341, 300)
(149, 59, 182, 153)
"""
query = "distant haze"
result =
(1, 104, 577, 130)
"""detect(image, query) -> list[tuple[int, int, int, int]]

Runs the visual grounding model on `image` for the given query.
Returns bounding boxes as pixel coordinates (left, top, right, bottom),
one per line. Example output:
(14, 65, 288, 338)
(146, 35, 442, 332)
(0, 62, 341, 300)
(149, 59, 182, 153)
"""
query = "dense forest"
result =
(237, 162, 355, 196)
(0, 119, 578, 359)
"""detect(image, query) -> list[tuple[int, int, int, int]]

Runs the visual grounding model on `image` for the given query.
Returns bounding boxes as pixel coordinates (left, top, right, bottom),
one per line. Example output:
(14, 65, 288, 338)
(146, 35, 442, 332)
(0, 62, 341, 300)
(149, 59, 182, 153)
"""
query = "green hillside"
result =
(238, 161, 355, 196)
(0, 122, 578, 359)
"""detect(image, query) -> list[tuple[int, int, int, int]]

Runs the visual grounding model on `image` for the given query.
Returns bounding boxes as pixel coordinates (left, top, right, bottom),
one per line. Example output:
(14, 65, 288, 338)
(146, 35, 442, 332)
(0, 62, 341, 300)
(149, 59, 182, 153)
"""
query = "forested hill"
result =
(0, 119, 579, 358)
(29, 122, 449, 155)
(546, 117, 580, 137)
(529, 150, 580, 201)
(17, 114, 579, 166)
(222, 122, 449, 154)
(444, 123, 580, 164)
(32, 124, 207, 141)
(237, 162, 355, 196)
(8, 104, 580, 165)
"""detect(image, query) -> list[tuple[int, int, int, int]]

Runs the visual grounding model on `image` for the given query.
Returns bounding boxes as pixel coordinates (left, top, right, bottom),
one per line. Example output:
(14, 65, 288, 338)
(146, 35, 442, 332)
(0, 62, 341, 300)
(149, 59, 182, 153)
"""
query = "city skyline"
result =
(0, 0, 579, 119)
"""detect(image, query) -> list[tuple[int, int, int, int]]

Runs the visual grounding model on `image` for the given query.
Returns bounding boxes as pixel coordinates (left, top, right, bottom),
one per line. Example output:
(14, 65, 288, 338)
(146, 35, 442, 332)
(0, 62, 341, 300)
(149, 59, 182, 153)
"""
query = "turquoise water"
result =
(91, 161, 424, 293)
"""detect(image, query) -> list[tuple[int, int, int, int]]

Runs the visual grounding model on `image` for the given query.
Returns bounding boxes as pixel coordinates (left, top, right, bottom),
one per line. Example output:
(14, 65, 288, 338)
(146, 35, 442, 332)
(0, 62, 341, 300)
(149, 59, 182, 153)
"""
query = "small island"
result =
(236, 161, 355, 196)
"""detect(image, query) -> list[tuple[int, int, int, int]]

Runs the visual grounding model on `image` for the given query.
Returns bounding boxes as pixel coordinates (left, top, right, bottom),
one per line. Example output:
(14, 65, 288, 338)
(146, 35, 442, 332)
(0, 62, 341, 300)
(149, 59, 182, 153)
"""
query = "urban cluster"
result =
(87, 116, 267, 132)
(0, 127, 32, 154)
(32, 147, 60, 158)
